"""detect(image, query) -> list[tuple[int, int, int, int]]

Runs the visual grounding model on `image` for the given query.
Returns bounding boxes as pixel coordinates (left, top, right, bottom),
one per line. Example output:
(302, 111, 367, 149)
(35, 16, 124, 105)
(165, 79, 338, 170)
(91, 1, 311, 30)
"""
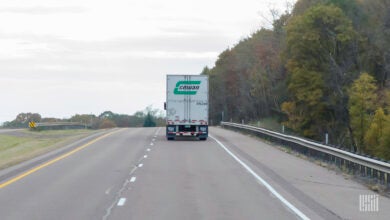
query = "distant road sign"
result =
(29, 121, 36, 128)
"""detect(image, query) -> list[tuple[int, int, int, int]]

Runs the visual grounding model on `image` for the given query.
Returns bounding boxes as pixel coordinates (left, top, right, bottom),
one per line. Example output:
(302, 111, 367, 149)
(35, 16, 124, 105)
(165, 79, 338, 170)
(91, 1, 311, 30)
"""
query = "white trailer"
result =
(165, 75, 209, 140)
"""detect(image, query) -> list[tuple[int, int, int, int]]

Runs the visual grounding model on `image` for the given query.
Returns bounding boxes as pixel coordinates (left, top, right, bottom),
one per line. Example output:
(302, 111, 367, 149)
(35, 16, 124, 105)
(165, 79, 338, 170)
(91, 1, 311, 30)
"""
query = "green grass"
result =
(0, 129, 97, 170)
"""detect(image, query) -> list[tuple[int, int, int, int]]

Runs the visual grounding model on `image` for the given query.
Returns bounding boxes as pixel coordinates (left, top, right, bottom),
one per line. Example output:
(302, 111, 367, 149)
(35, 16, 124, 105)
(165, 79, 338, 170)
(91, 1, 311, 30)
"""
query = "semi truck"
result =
(165, 75, 209, 140)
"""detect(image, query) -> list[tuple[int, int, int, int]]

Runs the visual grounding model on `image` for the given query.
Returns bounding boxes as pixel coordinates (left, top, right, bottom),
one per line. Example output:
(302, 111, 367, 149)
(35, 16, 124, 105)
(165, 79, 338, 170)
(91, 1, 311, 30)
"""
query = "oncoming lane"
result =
(0, 128, 159, 220)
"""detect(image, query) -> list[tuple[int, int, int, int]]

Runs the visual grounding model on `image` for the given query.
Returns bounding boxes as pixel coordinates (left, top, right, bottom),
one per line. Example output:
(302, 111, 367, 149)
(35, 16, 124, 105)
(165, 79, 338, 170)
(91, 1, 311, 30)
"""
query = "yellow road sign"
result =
(29, 121, 36, 128)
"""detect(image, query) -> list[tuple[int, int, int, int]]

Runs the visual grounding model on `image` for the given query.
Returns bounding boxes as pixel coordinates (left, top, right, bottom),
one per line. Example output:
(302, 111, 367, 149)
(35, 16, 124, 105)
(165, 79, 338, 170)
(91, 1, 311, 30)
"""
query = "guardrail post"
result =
(361, 165, 365, 176)
(350, 161, 353, 173)
(379, 171, 384, 185)
(355, 163, 359, 175)
(369, 168, 372, 180)
(325, 133, 329, 145)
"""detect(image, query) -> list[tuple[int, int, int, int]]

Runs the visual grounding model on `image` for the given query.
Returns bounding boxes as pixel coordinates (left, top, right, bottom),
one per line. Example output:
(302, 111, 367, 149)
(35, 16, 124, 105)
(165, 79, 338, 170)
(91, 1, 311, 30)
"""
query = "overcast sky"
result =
(0, 0, 292, 123)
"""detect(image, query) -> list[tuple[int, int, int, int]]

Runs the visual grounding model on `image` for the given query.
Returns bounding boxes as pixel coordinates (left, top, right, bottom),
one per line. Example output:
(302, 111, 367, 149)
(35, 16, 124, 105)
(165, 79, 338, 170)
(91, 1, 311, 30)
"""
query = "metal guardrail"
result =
(35, 122, 86, 127)
(221, 122, 390, 188)
(32, 122, 88, 130)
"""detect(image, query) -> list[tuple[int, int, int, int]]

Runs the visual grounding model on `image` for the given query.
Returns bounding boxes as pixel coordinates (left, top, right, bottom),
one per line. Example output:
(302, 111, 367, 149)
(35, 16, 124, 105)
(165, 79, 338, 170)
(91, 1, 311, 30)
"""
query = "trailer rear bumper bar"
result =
(166, 125, 208, 140)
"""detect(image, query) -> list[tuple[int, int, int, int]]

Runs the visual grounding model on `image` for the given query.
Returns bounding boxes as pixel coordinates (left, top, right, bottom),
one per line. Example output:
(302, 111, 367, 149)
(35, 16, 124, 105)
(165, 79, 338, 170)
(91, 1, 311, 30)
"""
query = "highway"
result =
(0, 127, 389, 220)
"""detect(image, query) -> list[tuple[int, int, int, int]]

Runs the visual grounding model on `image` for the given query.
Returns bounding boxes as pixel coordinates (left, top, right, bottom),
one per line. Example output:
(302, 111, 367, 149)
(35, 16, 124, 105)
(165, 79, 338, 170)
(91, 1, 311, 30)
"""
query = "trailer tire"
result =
(167, 137, 175, 141)
(199, 137, 207, 141)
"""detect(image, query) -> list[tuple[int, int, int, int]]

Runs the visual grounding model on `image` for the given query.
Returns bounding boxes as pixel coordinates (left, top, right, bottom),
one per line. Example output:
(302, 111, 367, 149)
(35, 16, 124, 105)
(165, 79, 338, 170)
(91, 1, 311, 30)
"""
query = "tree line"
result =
(203, 0, 390, 160)
(2, 106, 165, 129)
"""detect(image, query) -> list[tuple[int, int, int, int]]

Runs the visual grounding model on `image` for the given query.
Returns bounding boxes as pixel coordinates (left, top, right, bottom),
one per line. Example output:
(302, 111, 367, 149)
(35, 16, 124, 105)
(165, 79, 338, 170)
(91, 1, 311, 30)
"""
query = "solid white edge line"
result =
(209, 135, 310, 220)
(130, 176, 136, 182)
(117, 198, 126, 206)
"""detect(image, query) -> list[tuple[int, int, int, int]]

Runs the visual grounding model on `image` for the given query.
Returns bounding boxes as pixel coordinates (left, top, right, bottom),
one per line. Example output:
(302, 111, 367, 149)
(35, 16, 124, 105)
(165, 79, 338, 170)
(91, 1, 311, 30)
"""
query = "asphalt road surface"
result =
(0, 127, 389, 220)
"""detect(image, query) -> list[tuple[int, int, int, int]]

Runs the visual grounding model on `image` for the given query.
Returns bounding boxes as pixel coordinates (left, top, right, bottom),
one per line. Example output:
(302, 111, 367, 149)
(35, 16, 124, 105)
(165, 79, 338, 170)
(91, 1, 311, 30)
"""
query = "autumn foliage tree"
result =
(204, 0, 390, 159)
(99, 119, 117, 129)
(348, 73, 378, 151)
(205, 27, 287, 124)
(283, 4, 358, 141)
(364, 108, 388, 156)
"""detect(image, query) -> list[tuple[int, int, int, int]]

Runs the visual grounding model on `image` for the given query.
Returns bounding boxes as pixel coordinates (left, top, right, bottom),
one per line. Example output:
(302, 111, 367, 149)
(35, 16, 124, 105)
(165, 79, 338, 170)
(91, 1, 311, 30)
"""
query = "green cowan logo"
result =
(174, 81, 201, 95)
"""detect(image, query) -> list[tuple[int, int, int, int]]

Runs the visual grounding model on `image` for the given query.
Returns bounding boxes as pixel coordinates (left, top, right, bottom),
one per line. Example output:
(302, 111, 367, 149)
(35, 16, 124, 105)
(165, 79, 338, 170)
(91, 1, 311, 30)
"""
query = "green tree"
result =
(3, 113, 42, 128)
(143, 113, 156, 127)
(99, 111, 116, 119)
(41, 117, 61, 123)
(70, 114, 94, 125)
(348, 73, 378, 151)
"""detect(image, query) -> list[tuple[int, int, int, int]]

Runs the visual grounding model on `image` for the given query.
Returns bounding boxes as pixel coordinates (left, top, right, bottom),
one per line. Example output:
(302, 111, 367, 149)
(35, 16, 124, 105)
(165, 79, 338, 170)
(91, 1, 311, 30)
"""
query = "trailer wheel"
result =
(167, 137, 175, 141)
(199, 138, 207, 141)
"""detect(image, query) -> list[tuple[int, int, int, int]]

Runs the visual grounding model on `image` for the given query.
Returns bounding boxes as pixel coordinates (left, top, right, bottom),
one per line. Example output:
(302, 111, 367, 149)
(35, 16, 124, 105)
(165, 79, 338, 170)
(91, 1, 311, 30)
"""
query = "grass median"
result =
(0, 129, 98, 170)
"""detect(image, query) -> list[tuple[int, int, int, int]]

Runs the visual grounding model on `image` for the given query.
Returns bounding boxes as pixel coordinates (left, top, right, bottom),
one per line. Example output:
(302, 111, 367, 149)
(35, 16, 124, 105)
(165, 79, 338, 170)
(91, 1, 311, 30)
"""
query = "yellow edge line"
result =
(0, 129, 123, 189)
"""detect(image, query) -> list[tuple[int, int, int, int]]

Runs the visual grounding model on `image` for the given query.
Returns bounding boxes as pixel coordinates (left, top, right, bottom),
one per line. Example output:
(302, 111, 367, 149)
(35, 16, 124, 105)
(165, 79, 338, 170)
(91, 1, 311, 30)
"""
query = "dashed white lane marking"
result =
(117, 198, 126, 206)
(154, 127, 161, 136)
(146, 148, 151, 152)
(138, 163, 143, 168)
(130, 176, 136, 182)
(152, 138, 156, 141)
(105, 187, 112, 195)
(209, 135, 310, 220)
(144, 155, 148, 158)
(150, 143, 154, 146)
(129, 166, 137, 175)
(138, 155, 145, 162)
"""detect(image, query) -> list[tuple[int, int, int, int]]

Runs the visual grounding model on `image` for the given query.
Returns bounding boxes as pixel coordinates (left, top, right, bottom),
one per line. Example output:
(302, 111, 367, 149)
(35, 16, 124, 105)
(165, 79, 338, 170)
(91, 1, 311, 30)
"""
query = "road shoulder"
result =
(210, 127, 390, 220)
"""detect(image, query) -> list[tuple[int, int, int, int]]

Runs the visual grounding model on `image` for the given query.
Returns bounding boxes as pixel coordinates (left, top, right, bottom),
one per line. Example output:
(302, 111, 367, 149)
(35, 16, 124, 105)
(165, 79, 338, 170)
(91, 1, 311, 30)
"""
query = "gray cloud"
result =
(0, 30, 227, 58)
(0, 6, 87, 15)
